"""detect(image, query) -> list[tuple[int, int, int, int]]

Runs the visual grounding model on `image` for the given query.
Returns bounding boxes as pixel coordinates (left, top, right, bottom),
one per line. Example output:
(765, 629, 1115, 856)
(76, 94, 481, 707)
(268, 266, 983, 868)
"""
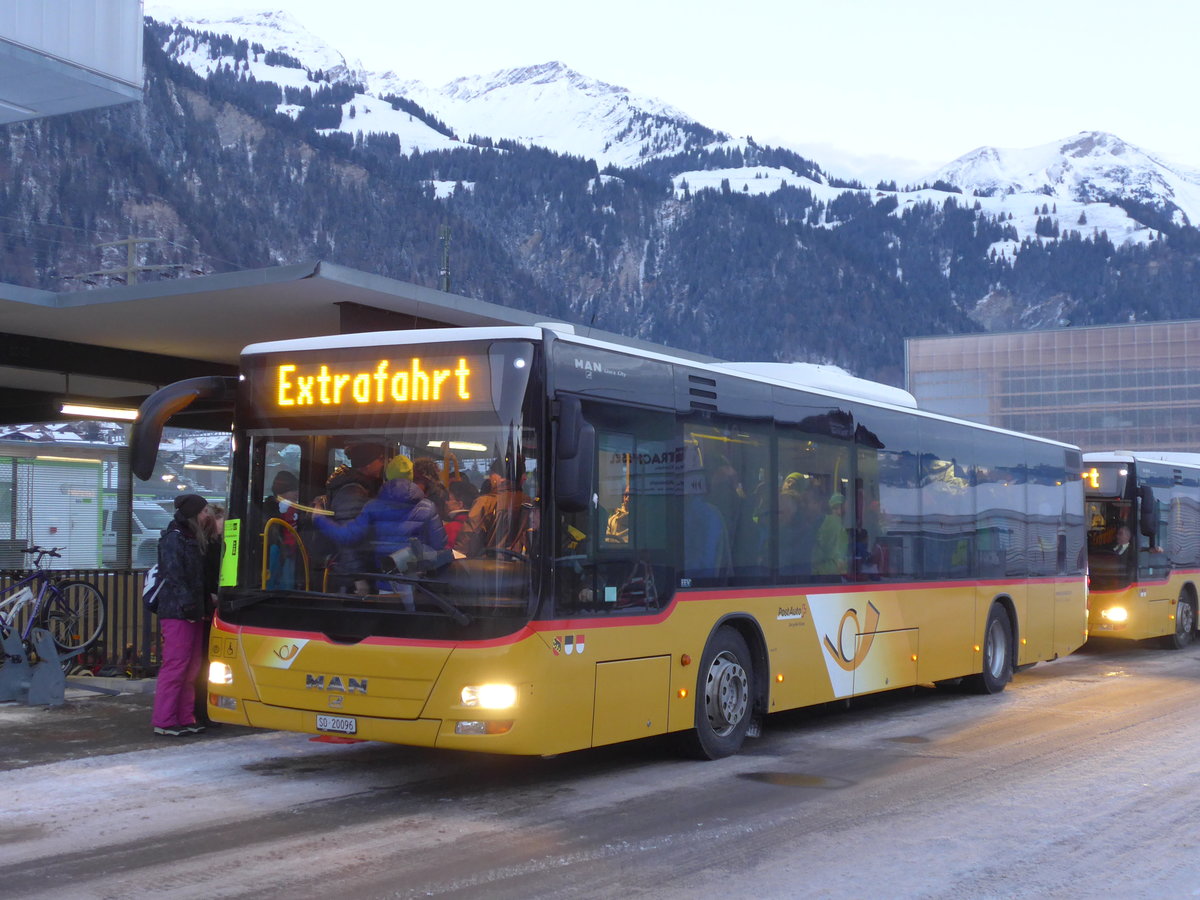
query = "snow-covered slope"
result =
(930, 131, 1200, 227)
(148, 5, 733, 167)
(148, 4, 365, 85)
(374, 61, 727, 168)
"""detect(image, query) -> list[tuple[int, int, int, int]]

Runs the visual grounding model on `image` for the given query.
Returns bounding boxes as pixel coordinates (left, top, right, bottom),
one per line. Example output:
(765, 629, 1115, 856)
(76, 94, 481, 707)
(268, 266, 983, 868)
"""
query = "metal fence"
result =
(0, 568, 160, 676)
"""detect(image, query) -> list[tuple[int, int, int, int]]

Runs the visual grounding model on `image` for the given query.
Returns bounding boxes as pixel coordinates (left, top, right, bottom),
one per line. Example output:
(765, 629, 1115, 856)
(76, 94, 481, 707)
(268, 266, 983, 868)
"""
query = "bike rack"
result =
(0, 627, 69, 706)
(27, 628, 67, 707)
(0, 627, 33, 703)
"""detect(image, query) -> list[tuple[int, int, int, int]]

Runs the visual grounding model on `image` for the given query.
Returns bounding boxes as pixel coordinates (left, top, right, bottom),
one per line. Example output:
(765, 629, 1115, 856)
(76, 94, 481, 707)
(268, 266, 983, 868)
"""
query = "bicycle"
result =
(0, 546, 107, 654)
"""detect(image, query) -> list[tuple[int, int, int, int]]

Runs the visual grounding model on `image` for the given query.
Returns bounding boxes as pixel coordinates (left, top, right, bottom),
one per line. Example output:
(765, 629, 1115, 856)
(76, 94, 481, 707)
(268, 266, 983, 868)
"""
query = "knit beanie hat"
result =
(174, 493, 207, 518)
(347, 443, 385, 468)
(386, 454, 414, 482)
(271, 470, 299, 495)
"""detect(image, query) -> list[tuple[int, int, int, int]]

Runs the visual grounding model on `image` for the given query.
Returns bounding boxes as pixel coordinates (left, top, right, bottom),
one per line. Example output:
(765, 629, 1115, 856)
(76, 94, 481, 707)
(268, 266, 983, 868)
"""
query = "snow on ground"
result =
(0, 730, 377, 868)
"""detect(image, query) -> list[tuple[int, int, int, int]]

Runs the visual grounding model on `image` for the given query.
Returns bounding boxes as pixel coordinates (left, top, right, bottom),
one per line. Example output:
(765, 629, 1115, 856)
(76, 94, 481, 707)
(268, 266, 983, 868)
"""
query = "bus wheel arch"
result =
(965, 600, 1014, 695)
(678, 616, 766, 760)
(1163, 584, 1197, 650)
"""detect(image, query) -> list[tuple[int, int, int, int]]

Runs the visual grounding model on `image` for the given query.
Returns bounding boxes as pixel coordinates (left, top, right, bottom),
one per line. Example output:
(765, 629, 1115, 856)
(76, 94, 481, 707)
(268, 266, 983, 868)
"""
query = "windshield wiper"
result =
(385, 574, 472, 626)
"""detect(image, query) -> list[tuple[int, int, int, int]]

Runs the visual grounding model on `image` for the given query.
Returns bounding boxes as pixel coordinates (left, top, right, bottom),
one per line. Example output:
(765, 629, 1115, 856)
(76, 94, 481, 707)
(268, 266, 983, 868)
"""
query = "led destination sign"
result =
(254, 352, 493, 416)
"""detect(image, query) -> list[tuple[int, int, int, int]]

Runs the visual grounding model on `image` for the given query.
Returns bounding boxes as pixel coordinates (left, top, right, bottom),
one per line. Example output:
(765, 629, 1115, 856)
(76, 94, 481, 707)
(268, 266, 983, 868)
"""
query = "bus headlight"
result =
(209, 661, 234, 685)
(461, 683, 518, 709)
(1100, 607, 1129, 623)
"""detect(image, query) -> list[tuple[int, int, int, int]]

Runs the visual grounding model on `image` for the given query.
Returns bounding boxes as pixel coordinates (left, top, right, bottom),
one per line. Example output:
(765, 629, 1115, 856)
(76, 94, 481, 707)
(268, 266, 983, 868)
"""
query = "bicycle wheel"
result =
(41, 581, 106, 652)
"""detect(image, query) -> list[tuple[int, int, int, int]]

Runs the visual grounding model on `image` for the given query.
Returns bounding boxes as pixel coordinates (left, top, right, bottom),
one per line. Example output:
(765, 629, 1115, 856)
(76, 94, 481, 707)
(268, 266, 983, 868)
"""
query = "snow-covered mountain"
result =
(148, 5, 733, 168)
(145, 5, 1197, 254)
(929, 131, 1200, 227)
(375, 61, 728, 169)
(149, 4, 366, 85)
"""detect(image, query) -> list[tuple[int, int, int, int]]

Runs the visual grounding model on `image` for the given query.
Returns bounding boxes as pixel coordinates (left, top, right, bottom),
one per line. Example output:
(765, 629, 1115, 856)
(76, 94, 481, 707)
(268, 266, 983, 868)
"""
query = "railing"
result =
(0, 568, 160, 676)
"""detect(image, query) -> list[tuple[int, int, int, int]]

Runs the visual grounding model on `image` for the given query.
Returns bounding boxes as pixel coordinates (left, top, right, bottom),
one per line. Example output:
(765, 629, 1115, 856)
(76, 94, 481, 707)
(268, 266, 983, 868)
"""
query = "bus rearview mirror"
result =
(555, 397, 594, 514)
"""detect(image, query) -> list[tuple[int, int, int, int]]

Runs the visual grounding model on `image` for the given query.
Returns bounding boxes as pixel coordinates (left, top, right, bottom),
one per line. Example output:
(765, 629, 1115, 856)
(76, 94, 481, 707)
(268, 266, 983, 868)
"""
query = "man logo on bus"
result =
(823, 601, 882, 672)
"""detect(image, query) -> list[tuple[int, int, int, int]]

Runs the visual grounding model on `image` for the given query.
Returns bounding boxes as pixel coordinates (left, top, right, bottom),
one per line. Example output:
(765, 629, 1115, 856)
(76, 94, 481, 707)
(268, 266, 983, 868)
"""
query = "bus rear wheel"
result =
(678, 626, 754, 759)
(1163, 592, 1196, 650)
(965, 605, 1011, 695)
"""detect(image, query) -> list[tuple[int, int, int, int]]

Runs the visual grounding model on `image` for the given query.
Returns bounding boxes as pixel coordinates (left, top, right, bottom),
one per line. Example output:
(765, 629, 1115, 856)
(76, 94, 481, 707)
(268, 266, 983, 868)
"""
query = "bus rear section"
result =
(1083, 453, 1200, 648)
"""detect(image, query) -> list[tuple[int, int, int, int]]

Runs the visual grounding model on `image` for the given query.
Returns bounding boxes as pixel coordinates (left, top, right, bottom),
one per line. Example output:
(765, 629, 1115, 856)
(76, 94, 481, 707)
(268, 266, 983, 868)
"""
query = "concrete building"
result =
(0, 0, 142, 124)
(906, 319, 1200, 452)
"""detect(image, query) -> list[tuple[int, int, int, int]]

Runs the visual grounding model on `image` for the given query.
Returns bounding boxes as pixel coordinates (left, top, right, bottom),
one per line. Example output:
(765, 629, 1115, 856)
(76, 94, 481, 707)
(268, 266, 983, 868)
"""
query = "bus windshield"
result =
(222, 339, 543, 642)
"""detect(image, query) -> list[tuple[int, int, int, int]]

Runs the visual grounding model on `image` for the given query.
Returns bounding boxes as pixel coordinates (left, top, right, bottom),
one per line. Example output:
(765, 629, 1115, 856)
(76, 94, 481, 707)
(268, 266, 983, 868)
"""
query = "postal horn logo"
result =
(823, 601, 882, 672)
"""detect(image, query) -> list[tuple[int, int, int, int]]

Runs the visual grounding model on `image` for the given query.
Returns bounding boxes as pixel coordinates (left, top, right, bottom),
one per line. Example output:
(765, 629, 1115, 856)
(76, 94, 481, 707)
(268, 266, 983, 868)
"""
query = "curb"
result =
(66, 676, 157, 695)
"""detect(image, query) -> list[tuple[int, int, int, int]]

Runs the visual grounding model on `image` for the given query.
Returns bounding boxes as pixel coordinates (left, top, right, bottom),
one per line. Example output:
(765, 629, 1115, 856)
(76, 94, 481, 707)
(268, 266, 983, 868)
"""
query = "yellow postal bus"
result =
(1083, 452, 1200, 648)
(132, 325, 1088, 757)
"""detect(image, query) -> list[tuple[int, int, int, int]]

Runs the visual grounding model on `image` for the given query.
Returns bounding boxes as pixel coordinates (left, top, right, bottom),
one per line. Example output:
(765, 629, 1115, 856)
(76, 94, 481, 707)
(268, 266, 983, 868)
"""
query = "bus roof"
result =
(1084, 451, 1200, 469)
(241, 325, 1076, 450)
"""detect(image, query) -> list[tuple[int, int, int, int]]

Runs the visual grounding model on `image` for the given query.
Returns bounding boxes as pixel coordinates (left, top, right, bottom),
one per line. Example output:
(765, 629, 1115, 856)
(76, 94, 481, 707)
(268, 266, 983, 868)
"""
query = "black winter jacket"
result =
(155, 518, 207, 620)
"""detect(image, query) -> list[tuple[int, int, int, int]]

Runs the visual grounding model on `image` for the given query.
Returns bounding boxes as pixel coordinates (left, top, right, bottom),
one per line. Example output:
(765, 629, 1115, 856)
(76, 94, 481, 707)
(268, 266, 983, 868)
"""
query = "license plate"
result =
(316, 714, 357, 734)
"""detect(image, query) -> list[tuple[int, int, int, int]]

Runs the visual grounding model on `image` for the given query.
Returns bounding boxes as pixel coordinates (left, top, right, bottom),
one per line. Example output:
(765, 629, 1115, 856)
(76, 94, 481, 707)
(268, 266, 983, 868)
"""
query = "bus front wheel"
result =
(1163, 592, 1196, 650)
(678, 626, 754, 759)
(965, 605, 1012, 695)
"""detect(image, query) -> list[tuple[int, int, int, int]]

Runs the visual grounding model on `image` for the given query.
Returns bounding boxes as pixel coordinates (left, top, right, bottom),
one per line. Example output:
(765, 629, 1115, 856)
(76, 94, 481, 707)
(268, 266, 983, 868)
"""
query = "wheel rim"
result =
(704, 650, 749, 736)
(984, 618, 1007, 680)
(1178, 598, 1195, 636)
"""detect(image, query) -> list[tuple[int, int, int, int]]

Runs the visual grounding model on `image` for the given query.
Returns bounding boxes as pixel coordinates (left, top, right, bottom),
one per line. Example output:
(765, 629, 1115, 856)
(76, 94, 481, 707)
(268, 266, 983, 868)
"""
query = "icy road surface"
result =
(3, 639, 1200, 899)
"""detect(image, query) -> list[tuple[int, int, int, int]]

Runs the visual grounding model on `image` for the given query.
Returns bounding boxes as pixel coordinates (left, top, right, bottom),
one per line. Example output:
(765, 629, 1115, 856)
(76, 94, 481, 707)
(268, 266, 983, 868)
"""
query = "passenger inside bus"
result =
(312, 454, 449, 586)
(454, 470, 536, 558)
(261, 470, 302, 589)
(1113, 525, 1133, 557)
(605, 489, 631, 544)
(443, 479, 478, 548)
(778, 473, 821, 578)
(319, 443, 385, 593)
(812, 492, 850, 578)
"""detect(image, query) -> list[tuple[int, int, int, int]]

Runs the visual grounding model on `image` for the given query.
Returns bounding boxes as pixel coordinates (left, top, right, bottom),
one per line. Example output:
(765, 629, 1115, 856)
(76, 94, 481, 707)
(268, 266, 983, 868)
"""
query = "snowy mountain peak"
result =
(146, 3, 366, 85)
(372, 61, 715, 167)
(930, 130, 1200, 226)
(384, 60, 688, 124)
(1059, 130, 1134, 159)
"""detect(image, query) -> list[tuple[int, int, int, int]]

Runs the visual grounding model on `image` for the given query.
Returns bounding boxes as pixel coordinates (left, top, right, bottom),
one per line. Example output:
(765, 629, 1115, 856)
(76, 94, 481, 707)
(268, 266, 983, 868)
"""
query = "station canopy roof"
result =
(0, 261, 706, 427)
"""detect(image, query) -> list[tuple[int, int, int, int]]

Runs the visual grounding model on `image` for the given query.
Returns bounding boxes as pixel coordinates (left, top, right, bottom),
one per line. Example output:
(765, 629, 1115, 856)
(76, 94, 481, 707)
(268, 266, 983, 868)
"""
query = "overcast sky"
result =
(171, 0, 1200, 182)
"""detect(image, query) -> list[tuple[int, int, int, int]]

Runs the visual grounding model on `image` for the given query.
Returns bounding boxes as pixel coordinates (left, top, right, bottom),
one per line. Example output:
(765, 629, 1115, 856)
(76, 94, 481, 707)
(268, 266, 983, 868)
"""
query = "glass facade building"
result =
(906, 320, 1200, 452)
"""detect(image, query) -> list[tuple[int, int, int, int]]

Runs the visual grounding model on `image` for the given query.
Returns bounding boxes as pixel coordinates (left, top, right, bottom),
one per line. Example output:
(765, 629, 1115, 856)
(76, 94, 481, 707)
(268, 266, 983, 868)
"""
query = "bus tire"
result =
(678, 626, 754, 760)
(1163, 591, 1196, 650)
(965, 604, 1011, 695)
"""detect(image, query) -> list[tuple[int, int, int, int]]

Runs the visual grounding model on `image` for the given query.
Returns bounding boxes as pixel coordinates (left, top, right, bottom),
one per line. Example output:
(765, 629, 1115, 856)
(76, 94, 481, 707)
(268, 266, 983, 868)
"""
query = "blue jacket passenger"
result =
(313, 475, 447, 564)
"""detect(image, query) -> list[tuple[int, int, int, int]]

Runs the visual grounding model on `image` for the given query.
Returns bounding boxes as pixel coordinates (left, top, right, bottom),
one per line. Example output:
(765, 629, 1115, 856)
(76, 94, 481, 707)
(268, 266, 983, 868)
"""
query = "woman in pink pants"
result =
(150, 494, 214, 737)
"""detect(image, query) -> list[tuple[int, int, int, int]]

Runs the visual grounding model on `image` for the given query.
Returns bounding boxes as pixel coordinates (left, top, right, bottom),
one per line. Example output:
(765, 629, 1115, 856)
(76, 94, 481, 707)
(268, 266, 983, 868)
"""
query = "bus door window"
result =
(851, 418, 886, 581)
(254, 439, 305, 590)
(975, 435, 1027, 580)
(1135, 471, 1168, 577)
(1026, 443, 1071, 577)
(776, 413, 853, 584)
(682, 418, 770, 584)
(1085, 499, 1133, 590)
(555, 403, 677, 616)
(1163, 468, 1200, 569)
(851, 406, 920, 581)
(918, 421, 977, 581)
